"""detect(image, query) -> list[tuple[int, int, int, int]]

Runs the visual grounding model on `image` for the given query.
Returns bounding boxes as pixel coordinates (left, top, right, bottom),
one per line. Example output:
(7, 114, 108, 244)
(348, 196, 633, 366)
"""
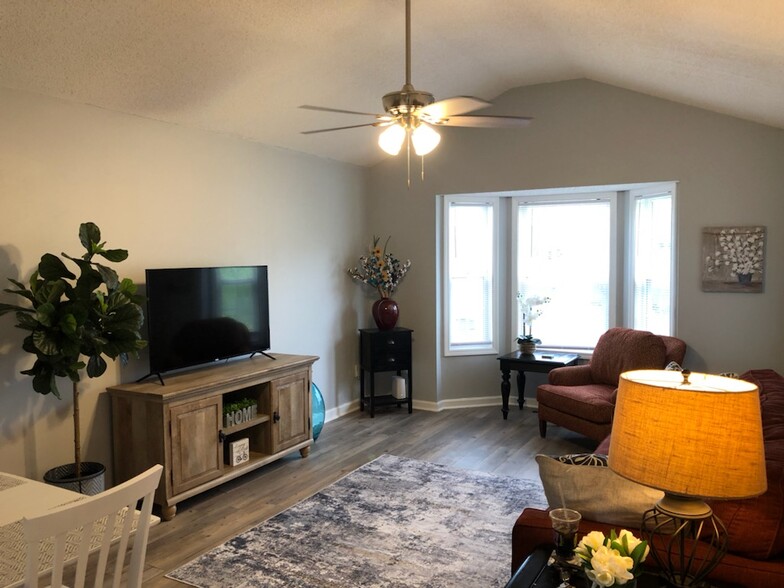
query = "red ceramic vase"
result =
(372, 298, 399, 330)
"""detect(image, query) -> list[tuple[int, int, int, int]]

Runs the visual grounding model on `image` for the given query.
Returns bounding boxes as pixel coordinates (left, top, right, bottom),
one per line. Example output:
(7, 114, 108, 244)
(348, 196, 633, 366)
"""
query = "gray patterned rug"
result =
(166, 454, 546, 587)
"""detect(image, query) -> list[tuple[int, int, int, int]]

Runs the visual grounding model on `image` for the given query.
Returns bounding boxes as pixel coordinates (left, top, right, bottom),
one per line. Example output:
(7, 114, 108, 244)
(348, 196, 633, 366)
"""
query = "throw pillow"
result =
(536, 453, 663, 529)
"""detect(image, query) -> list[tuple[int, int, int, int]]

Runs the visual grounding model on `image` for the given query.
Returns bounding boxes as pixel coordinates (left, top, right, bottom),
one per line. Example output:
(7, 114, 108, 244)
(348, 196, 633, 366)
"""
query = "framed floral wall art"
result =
(702, 226, 766, 293)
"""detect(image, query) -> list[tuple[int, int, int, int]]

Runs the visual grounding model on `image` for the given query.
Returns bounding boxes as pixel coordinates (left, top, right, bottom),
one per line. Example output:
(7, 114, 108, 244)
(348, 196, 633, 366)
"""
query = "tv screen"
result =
(145, 266, 270, 374)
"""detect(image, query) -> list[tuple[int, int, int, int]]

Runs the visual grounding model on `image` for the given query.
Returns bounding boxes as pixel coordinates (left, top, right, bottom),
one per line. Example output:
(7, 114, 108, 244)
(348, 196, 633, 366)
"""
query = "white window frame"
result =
(442, 194, 500, 356)
(511, 191, 619, 351)
(624, 183, 677, 335)
(440, 181, 677, 357)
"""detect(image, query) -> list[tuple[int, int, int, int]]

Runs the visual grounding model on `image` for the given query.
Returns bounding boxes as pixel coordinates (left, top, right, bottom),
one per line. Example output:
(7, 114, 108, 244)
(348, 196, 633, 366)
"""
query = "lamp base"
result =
(656, 494, 713, 519)
(642, 495, 728, 588)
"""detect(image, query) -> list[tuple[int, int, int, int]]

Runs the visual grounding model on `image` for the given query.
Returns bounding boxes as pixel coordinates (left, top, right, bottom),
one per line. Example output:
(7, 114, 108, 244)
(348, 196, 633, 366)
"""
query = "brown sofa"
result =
(513, 369, 784, 587)
(536, 328, 687, 443)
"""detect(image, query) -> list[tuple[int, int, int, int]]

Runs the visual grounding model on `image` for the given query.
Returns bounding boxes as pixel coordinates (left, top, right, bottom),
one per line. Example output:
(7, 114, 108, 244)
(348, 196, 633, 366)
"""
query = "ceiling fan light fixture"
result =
(411, 122, 440, 156)
(300, 0, 531, 186)
(378, 123, 406, 155)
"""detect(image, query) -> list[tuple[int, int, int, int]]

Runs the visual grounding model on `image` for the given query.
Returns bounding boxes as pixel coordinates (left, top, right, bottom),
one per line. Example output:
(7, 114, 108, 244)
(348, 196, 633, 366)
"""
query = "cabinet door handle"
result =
(273, 411, 280, 423)
(386, 339, 395, 345)
(218, 430, 226, 443)
(388, 357, 396, 364)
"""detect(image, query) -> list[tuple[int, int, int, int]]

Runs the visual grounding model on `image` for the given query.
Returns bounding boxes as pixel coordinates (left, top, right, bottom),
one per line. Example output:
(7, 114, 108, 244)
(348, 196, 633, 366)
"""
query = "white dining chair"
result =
(22, 464, 162, 588)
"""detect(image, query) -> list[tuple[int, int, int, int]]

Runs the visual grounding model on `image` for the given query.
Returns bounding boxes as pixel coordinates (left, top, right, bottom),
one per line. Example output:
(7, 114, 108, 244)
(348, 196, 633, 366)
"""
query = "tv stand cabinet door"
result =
(270, 370, 312, 453)
(169, 396, 223, 495)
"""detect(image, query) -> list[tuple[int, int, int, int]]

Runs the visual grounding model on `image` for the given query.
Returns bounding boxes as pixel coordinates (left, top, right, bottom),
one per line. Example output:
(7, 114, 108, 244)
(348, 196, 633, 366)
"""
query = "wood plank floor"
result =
(142, 404, 596, 586)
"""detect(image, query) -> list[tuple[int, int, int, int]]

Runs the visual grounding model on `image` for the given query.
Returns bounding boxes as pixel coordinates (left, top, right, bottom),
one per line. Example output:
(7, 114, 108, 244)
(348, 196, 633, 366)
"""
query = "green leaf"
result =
(65, 360, 86, 380)
(32, 330, 59, 355)
(37, 279, 68, 306)
(15, 312, 39, 330)
(59, 313, 78, 336)
(630, 541, 648, 566)
(86, 354, 107, 378)
(64, 302, 89, 328)
(94, 290, 107, 313)
(0, 302, 32, 317)
(7, 277, 28, 290)
(60, 337, 81, 359)
(79, 222, 101, 253)
(4, 279, 35, 304)
(104, 300, 144, 333)
(27, 365, 59, 398)
(35, 302, 56, 327)
(21, 335, 37, 354)
(118, 278, 137, 296)
(96, 264, 119, 290)
(64, 255, 103, 298)
(99, 248, 128, 263)
(38, 253, 76, 281)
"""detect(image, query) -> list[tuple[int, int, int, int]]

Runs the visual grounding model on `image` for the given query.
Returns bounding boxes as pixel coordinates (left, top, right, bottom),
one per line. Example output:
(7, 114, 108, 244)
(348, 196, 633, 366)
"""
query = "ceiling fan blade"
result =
(419, 96, 492, 120)
(437, 114, 533, 128)
(299, 105, 382, 117)
(301, 121, 387, 135)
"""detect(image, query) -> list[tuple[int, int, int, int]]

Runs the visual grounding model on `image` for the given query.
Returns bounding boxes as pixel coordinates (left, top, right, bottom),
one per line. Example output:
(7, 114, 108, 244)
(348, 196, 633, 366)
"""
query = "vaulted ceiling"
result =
(2, 1, 782, 166)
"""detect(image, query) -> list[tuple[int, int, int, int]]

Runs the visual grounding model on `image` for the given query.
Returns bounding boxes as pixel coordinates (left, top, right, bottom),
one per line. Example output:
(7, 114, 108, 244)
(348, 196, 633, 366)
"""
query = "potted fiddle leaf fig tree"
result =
(0, 222, 146, 494)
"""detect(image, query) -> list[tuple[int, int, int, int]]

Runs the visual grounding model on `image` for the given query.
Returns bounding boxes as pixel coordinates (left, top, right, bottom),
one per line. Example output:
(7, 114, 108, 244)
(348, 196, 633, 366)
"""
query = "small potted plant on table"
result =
(516, 294, 550, 354)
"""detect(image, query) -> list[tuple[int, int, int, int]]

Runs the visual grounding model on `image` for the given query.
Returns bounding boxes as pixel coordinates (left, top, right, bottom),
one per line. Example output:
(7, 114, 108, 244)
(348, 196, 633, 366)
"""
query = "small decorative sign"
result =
(223, 400, 258, 428)
(701, 226, 766, 293)
(228, 438, 250, 467)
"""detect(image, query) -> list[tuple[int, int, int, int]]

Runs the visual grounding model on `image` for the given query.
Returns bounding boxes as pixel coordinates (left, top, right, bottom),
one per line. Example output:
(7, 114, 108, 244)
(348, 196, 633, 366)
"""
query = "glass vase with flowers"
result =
(348, 236, 411, 330)
(574, 529, 649, 588)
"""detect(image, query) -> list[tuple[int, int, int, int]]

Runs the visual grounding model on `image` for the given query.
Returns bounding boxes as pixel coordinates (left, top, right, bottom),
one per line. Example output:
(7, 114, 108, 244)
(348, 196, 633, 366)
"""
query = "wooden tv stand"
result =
(107, 354, 318, 520)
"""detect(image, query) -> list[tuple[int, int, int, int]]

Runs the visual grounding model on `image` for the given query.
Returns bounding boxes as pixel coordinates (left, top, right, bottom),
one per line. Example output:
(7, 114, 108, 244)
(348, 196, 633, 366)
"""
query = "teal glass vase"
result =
(312, 382, 325, 441)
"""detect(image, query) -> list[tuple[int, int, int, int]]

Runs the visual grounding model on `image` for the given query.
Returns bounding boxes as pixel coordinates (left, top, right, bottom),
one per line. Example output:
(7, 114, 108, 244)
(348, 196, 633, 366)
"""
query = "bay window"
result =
(442, 182, 676, 355)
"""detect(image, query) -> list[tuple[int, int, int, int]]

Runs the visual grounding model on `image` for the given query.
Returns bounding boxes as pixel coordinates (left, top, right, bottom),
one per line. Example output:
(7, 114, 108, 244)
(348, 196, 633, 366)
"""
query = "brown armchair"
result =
(536, 327, 686, 443)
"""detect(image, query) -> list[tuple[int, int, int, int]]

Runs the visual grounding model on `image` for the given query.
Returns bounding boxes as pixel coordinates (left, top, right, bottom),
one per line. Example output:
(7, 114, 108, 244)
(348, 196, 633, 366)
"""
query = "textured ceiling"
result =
(2, 1, 783, 166)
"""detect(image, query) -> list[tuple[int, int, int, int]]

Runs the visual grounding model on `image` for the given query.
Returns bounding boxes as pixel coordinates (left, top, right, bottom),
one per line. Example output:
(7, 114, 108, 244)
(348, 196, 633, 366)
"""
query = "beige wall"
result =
(3, 78, 783, 479)
(368, 79, 784, 404)
(0, 88, 368, 479)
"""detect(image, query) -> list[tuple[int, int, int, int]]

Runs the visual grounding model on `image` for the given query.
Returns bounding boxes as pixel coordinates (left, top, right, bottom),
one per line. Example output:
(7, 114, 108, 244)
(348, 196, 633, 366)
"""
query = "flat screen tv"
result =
(145, 266, 271, 375)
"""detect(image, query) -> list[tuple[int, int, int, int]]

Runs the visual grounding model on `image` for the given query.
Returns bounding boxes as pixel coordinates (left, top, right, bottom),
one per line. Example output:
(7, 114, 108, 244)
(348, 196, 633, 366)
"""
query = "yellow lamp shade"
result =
(608, 370, 767, 500)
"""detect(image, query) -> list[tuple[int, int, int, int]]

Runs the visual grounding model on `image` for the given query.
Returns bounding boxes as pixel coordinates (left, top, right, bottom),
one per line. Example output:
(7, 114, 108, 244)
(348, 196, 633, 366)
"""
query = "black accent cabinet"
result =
(359, 327, 413, 418)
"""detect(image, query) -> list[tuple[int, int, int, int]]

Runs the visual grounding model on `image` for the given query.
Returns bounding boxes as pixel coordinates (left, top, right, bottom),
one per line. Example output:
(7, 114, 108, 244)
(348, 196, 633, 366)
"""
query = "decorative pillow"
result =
(536, 453, 663, 529)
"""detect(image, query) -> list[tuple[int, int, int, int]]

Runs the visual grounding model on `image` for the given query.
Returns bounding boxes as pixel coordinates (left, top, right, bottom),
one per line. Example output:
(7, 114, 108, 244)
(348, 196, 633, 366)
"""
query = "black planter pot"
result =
(43, 461, 105, 495)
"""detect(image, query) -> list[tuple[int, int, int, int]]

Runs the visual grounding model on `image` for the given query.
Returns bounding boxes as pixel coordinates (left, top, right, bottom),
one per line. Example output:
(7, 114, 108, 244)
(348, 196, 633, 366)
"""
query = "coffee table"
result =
(497, 351, 579, 419)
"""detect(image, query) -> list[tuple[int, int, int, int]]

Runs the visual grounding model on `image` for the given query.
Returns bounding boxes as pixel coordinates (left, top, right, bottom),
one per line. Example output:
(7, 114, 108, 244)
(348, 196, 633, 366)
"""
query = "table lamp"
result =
(608, 369, 767, 588)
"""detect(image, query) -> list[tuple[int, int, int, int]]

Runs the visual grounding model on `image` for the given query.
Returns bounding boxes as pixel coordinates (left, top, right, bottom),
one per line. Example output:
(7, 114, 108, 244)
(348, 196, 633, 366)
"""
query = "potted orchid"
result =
(575, 529, 649, 587)
(516, 293, 550, 353)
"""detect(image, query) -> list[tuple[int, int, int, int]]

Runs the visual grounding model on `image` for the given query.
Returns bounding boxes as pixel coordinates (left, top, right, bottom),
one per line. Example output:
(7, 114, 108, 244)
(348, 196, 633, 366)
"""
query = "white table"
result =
(0, 472, 158, 587)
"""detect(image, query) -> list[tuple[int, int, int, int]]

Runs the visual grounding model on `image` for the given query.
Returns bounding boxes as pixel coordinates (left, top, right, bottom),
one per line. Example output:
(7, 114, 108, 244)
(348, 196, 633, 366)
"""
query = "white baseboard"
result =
(325, 396, 537, 422)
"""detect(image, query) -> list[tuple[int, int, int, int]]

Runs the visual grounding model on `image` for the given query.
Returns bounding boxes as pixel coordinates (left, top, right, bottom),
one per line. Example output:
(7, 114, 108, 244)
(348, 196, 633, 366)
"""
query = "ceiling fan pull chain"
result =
(421, 155, 426, 181)
(406, 134, 412, 189)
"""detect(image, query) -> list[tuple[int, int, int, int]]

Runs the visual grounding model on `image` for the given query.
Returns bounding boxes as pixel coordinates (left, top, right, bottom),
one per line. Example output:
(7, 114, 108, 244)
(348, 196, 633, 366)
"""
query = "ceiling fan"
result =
(300, 0, 532, 185)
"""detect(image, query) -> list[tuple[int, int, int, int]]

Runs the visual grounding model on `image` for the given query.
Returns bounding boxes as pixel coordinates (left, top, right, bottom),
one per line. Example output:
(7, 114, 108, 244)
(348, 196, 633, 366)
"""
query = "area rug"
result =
(166, 454, 547, 588)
